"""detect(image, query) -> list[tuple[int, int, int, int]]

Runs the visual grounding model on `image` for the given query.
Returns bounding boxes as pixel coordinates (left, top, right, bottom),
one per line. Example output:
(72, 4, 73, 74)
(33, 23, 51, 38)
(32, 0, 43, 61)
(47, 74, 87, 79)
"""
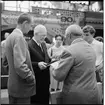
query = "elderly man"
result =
(82, 25, 103, 82)
(50, 24, 101, 104)
(28, 24, 51, 104)
(5, 13, 36, 104)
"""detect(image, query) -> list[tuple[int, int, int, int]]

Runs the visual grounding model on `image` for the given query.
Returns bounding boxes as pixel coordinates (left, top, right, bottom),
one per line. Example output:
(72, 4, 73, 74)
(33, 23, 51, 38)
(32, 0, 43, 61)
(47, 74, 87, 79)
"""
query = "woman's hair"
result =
(82, 25, 96, 36)
(55, 34, 64, 41)
(95, 36, 103, 42)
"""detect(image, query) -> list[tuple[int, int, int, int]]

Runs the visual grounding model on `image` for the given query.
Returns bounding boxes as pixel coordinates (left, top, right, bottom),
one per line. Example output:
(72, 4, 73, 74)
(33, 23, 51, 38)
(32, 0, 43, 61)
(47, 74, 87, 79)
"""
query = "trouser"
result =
(95, 69, 103, 103)
(56, 90, 102, 104)
(31, 91, 50, 104)
(95, 71, 101, 82)
(9, 95, 30, 104)
(31, 86, 50, 104)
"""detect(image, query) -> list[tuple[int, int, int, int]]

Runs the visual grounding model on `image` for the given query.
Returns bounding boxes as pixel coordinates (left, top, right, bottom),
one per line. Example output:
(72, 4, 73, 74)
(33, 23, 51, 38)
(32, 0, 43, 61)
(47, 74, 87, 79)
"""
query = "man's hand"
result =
(38, 62, 48, 70)
(96, 62, 103, 72)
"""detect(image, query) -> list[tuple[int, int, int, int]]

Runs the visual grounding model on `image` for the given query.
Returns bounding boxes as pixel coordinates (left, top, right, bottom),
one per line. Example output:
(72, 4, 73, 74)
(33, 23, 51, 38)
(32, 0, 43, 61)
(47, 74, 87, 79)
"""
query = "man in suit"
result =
(50, 24, 101, 104)
(5, 13, 36, 104)
(28, 24, 51, 104)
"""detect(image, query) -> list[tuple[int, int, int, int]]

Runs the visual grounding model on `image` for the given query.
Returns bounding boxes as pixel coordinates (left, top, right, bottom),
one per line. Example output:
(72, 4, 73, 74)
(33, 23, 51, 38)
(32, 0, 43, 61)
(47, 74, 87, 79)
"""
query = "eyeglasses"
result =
(83, 30, 90, 33)
(37, 33, 47, 37)
(55, 39, 62, 41)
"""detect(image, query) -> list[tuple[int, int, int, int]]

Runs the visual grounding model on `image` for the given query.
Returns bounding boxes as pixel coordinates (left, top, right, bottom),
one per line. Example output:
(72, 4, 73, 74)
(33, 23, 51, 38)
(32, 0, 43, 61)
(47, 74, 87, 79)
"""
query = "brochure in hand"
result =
(47, 60, 59, 67)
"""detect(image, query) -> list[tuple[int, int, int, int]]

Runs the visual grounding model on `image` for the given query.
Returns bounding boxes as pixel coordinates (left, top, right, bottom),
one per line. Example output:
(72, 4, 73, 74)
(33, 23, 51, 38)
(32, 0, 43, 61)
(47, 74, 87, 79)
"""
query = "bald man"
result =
(50, 24, 101, 104)
(28, 24, 51, 104)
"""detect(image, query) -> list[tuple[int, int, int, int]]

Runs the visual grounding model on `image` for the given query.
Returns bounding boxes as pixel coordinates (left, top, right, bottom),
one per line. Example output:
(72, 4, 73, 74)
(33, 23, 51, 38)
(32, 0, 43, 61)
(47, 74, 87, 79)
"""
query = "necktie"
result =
(39, 44, 43, 52)
(41, 42, 50, 63)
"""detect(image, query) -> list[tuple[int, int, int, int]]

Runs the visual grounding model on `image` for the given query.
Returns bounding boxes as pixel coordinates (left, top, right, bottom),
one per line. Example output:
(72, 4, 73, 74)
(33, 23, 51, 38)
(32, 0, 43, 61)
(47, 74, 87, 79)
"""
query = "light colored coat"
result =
(5, 29, 36, 98)
(52, 38, 101, 104)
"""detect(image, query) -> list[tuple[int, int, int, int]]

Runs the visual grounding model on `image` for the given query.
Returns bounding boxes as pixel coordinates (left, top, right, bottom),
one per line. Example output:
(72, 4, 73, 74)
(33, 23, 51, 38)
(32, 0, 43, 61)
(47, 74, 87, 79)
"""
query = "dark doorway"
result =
(1, 29, 33, 41)
(1, 28, 14, 41)
(94, 29, 103, 38)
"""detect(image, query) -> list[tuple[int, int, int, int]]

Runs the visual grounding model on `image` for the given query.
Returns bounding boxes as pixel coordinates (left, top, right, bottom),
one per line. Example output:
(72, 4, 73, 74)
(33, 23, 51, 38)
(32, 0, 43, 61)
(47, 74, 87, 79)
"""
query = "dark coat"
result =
(28, 39, 51, 104)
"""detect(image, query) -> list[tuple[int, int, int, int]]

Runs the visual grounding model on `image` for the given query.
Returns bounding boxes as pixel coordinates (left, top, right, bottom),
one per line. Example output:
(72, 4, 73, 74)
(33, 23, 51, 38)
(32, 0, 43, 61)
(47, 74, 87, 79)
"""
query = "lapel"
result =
(41, 42, 50, 63)
(71, 38, 85, 45)
(14, 28, 23, 35)
(14, 29, 28, 49)
(31, 39, 45, 60)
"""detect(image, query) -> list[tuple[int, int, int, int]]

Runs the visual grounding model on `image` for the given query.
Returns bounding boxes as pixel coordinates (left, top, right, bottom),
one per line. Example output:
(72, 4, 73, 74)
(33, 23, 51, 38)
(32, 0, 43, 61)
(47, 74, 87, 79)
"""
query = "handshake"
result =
(38, 60, 58, 70)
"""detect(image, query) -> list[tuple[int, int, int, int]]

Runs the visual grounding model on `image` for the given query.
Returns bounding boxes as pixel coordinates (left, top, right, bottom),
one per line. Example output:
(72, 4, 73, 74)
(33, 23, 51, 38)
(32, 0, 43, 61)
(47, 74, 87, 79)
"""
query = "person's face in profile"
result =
(36, 32, 47, 43)
(65, 33, 72, 45)
(97, 38, 103, 42)
(22, 21, 32, 34)
(95, 37, 103, 42)
(82, 30, 92, 43)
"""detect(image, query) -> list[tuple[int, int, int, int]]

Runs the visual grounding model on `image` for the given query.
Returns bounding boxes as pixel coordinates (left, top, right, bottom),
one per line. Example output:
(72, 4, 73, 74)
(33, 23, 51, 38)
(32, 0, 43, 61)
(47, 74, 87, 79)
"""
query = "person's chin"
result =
(41, 40, 44, 42)
(23, 31, 28, 35)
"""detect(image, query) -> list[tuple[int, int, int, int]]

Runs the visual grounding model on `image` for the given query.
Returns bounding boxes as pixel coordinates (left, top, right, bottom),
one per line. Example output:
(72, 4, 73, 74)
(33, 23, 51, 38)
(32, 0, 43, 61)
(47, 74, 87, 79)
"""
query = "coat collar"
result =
(15, 28, 23, 36)
(32, 37, 40, 46)
(71, 38, 85, 45)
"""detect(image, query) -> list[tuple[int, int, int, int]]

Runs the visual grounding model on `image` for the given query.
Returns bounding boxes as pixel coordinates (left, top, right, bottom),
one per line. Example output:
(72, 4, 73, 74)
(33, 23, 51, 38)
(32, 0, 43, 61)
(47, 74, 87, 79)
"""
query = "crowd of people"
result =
(1, 13, 103, 104)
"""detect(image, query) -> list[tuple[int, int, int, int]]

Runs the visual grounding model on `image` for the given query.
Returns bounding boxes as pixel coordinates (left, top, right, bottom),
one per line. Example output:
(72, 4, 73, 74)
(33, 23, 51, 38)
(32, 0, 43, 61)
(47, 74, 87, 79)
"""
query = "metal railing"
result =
(1, 75, 9, 77)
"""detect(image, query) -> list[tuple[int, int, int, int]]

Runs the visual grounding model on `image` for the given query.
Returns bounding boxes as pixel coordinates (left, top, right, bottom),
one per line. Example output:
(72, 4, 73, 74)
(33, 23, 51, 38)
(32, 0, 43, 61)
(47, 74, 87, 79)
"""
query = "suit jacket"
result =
(28, 39, 51, 89)
(52, 38, 101, 104)
(5, 29, 36, 98)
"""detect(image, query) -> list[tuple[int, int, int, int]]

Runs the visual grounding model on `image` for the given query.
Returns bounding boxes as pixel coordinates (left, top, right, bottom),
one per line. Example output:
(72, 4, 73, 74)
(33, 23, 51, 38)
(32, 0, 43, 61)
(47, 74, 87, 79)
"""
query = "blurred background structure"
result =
(1, 0, 103, 89)
(0, 1, 103, 104)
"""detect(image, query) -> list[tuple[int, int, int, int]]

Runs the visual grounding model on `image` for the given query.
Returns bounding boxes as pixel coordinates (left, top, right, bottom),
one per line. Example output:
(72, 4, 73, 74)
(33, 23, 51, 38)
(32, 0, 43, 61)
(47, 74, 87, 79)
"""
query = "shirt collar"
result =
(71, 38, 84, 45)
(54, 44, 63, 48)
(15, 28, 23, 35)
(32, 37, 40, 46)
(91, 38, 96, 44)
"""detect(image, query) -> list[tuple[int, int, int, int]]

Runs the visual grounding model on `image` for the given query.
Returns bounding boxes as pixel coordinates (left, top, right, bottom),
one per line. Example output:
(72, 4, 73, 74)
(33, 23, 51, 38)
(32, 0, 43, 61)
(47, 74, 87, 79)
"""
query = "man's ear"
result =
(92, 33, 95, 37)
(69, 33, 72, 39)
(35, 32, 38, 36)
(22, 21, 28, 26)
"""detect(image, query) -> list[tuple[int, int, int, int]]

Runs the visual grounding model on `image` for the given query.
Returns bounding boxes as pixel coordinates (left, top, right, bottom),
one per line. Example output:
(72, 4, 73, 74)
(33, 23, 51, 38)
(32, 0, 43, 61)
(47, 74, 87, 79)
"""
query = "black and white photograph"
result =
(1, 1, 103, 104)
